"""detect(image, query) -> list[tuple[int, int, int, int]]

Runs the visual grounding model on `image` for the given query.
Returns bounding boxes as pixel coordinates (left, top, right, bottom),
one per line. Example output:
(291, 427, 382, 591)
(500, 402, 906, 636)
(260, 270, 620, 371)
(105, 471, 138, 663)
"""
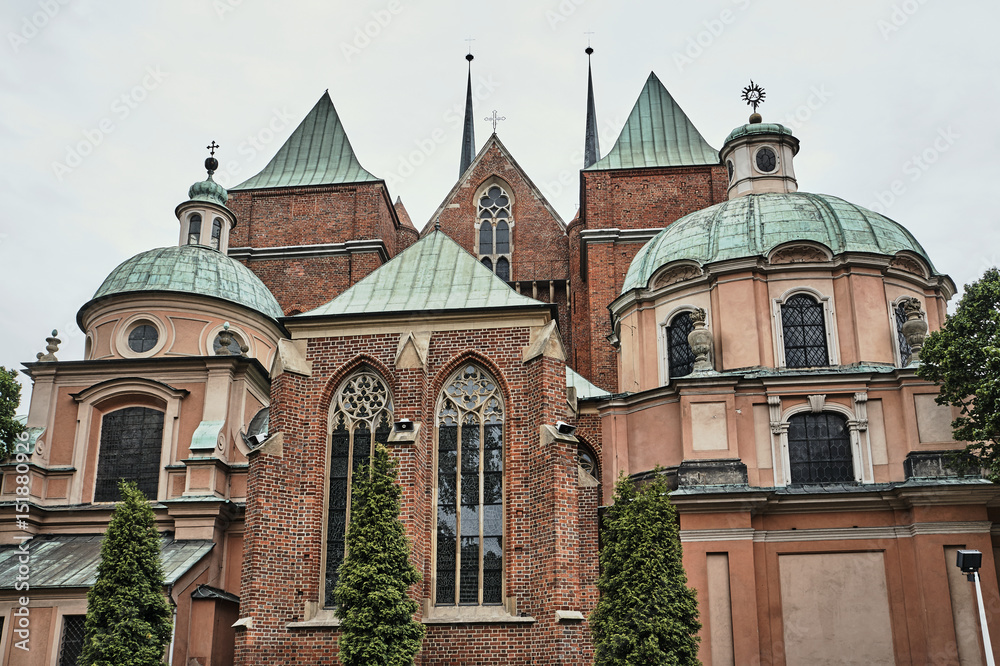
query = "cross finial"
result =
(584, 31, 594, 47)
(484, 110, 505, 132)
(207, 140, 220, 157)
(465, 36, 475, 54)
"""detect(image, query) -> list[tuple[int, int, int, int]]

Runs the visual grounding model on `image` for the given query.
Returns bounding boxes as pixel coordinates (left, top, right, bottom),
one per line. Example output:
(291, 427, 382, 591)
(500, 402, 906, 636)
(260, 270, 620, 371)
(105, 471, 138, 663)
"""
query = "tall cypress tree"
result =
(590, 469, 701, 665)
(80, 480, 173, 666)
(335, 442, 425, 665)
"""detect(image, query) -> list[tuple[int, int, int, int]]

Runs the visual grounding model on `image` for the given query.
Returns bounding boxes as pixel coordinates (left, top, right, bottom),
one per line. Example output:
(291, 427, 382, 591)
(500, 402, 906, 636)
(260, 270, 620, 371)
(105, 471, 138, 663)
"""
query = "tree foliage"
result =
(0, 367, 24, 460)
(335, 443, 425, 665)
(590, 469, 701, 666)
(918, 267, 1000, 476)
(80, 480, 173, 666)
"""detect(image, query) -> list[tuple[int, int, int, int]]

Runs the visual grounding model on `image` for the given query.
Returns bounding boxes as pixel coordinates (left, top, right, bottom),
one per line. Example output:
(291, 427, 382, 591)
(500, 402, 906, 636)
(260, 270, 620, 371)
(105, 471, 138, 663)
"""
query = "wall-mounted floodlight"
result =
(394, 419, 415, 433)
(555, 421, 577, 436)
(955, 549, 995, 665)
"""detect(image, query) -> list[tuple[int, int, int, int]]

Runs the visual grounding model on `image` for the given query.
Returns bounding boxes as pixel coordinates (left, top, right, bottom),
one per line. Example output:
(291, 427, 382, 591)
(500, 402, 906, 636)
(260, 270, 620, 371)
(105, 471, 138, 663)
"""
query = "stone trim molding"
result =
(228, 239, 389, 263)
(681, 521, 992, 543)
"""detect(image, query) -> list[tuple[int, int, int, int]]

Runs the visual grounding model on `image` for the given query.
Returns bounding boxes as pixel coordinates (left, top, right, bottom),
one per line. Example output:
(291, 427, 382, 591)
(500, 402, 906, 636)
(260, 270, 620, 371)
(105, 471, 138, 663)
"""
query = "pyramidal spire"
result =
(583, 46, 600, 169)
(460, 53, 476, 177)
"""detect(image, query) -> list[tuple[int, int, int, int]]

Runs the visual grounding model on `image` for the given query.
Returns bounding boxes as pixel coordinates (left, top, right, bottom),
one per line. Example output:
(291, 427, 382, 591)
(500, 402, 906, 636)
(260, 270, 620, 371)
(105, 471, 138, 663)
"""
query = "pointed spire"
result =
(460, 53, 476, 178)
(583, 46, 600, 169)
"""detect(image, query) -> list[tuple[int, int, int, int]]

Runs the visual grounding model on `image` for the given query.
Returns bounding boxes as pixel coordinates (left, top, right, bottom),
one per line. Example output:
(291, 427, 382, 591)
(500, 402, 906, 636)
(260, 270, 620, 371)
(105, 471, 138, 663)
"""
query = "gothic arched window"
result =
(787, 412, 853, 484)
(94, 406, 164, 501)
(187, 214, 202, 245)
(210, 218, 223, 250)
(325, 370, 393, 606)
(781, 294, 829, 368)
(666, 311, 695, 379)
(477, 185, 513, 281)
(435, 364, 504, 606)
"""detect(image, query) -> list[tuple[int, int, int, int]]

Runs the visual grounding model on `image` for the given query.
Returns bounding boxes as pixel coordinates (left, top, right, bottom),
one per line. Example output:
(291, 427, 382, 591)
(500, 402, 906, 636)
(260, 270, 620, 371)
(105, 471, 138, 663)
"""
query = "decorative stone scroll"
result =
(769, 245, 829, 265)
(653, 264, 702, 289)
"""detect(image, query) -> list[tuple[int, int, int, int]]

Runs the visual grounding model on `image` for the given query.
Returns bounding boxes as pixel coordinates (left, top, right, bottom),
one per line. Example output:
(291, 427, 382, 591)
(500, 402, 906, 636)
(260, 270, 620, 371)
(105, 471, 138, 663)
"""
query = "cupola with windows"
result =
(175, 143, 237, 253)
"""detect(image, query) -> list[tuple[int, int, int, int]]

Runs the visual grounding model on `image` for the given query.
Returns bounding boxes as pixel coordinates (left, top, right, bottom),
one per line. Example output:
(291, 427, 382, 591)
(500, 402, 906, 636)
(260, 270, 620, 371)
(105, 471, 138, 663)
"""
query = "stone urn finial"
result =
(901, 297, 928, 364)
(687, 308, 714, 373)
(36, 329, 60, 362)
(216, 322, 233, 356)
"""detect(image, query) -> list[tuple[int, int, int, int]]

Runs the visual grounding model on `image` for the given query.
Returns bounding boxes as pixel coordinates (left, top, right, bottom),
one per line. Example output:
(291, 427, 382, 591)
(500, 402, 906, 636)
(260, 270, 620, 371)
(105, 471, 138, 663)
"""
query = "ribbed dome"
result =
(622, 192, 937, 293)
(84, 245, 282, 319)
(187, 175, 228, 206)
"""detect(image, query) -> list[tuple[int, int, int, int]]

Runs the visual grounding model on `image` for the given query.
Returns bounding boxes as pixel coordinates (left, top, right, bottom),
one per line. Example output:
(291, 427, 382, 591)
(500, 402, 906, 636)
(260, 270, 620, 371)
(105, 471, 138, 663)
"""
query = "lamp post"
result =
(957, 549, 995, 665)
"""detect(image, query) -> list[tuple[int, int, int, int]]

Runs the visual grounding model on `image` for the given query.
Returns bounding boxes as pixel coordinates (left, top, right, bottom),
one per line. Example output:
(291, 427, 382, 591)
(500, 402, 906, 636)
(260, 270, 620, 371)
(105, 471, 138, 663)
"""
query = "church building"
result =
(2, 52, 999, 665)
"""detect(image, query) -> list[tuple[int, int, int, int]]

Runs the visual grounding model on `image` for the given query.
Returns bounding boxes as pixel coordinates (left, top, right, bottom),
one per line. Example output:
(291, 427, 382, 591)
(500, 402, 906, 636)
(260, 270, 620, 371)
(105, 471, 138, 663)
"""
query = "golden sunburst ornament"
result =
(741, 80, 766, 112)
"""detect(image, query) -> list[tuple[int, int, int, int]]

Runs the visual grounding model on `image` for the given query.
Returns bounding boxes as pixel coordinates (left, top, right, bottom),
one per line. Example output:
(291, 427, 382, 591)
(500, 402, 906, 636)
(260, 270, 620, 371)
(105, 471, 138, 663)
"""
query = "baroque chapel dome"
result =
(621, 192, 938, 293)
(81, 244, 283, 321)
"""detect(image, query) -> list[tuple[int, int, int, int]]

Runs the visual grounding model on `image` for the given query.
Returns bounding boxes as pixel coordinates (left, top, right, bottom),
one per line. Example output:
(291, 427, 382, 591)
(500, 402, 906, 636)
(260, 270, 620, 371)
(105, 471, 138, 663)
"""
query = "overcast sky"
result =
(2, 0, 998, 411)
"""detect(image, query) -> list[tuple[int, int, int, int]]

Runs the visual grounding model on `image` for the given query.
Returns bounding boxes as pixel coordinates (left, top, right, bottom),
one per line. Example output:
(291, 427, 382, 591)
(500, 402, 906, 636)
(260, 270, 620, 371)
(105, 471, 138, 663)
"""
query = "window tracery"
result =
(435, 364, 504, 606)
(476, 185, 512, 280)
(325, 370, 392, 607)
(94, 406, 164, 501)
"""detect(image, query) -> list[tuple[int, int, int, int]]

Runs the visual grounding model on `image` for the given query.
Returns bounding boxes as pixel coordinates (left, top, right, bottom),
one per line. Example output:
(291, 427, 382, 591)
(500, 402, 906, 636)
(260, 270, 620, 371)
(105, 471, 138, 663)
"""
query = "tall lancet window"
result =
(210, 218, 223, 250)
(477, 185, 513, 281)
(435, 364, 504, 606)
(325, 370, 393, 607)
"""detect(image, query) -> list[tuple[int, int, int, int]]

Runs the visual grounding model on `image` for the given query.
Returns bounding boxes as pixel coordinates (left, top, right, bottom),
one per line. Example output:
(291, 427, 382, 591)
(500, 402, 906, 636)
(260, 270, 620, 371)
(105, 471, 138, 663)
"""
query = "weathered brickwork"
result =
(226, 181, 403, 313)
(236, 323, 598, 665)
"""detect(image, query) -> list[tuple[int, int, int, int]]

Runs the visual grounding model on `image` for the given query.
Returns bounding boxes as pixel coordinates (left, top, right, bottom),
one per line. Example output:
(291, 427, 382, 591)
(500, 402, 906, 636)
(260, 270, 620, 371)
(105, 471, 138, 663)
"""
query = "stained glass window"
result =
(895, 301, 912, 366)
(667, 311, 695, 378)
(477, 185, 512, 280)
(787, 413, 854, 484)
(187, 214, 202, 245)
(436, 365, 503, 606)
(781, 294, 829, 368)
(325, 371, 392, 607)
(95, 406, 163, 501)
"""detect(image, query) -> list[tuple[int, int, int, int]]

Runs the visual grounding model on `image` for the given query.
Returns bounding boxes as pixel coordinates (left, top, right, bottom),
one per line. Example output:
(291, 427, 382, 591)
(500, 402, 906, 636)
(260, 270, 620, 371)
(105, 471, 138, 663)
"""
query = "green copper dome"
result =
(724, 122, 795, 145)
(188, 175, 229, 206)
(85, 245, 282, 320)
(622, 192, 938, 293)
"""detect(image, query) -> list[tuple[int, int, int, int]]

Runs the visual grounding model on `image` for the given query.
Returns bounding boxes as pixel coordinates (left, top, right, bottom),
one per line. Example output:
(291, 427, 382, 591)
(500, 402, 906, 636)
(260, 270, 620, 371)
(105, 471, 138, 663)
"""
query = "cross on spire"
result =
(465, 36, 475, 54)
(484, 110, 505, 132)
(207, 140, 219, 157)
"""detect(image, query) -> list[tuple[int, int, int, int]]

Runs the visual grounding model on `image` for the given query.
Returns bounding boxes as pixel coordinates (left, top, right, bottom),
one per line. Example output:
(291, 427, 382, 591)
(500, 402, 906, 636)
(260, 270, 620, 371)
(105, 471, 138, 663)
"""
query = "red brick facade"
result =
(236, 321, 599, 665)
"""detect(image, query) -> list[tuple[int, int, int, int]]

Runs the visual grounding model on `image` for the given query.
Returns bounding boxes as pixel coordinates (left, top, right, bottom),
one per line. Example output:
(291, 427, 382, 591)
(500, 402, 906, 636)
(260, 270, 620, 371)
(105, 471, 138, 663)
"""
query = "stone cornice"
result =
(228, 239, 389, 263)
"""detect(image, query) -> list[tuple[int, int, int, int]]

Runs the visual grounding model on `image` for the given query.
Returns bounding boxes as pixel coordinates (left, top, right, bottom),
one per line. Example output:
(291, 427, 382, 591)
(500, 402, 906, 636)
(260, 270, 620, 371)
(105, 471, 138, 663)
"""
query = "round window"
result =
(127, 324, 158, 353)
(755, 147, 777, 173)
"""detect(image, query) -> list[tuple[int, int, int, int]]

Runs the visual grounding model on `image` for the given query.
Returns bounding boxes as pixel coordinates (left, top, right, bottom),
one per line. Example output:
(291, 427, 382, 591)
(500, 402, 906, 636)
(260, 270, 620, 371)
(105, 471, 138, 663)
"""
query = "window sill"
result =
(422, 606, 536, 625)
(287, 609, 340, 629)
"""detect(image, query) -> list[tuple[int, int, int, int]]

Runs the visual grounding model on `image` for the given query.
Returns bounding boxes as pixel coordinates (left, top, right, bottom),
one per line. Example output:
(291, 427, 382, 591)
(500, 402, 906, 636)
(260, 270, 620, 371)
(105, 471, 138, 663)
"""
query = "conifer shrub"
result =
(590, 469, 701, 665)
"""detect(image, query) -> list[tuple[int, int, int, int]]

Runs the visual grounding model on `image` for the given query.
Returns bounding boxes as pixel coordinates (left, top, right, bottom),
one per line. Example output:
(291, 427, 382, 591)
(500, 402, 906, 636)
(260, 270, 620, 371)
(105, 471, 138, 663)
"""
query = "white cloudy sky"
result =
(2, 0, 998, 410)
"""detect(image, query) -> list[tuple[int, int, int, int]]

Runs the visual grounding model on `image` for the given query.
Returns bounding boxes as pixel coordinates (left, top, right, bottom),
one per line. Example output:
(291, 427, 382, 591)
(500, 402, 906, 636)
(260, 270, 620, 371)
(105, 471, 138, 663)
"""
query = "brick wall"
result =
(226, 181, 401, 314)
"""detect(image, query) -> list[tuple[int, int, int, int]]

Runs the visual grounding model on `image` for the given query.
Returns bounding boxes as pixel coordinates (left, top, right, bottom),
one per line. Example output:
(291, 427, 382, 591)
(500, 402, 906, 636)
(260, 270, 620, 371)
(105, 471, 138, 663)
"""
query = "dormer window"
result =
(477, 185, 513, 281)
(210, 218, 223, 250)
(187, 214, 202, 245)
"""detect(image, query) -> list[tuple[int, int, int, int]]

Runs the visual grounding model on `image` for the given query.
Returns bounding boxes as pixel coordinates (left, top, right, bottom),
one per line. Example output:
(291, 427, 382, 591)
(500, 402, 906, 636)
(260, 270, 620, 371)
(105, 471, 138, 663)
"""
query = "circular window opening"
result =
(726, 160, 734, 182)
(755, 147, 777, 173)
(127, 324, 158, 353)
(577, 445, 597, 477)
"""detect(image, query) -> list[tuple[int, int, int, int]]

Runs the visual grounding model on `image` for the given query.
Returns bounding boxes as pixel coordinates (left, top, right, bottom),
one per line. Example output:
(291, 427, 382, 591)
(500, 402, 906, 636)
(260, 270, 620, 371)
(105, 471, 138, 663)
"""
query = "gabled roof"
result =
(587, 72, 719, 171)
(426, 133, 565, 231)
(230, 92, 378, 190)
(299, 231, 547, 317)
